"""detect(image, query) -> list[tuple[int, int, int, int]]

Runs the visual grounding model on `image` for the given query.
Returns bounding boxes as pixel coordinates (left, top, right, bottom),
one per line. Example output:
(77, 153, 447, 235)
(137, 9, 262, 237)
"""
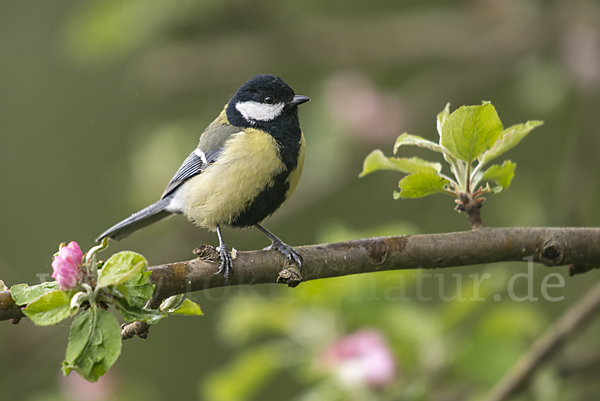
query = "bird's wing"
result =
(160, 151, 205, 199)
(160, 122, 242, 199)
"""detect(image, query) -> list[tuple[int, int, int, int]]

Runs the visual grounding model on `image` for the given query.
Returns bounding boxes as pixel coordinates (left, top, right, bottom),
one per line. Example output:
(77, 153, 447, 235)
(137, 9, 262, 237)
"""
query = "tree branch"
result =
(481, 276, 600, 401)
(1, 227, 599, 323)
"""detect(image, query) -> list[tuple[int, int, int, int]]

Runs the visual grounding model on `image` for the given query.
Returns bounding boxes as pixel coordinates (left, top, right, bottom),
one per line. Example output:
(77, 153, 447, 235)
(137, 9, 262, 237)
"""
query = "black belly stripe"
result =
(229, 170, 290, 228)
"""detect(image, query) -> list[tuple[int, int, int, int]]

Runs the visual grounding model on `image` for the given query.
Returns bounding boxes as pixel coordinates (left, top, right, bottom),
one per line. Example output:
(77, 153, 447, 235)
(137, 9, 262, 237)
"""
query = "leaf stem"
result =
(470, 160, 483, 182)
(466, 161, 472, 194)
(448, 157, 465, 191)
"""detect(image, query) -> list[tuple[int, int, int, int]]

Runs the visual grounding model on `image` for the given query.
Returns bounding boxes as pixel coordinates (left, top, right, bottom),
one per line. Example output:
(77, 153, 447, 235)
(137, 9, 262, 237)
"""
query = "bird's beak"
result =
(290, 95, 310, 106)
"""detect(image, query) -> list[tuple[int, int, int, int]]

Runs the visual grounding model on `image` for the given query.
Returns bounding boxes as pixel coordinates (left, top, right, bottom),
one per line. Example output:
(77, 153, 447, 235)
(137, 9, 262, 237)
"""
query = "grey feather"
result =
(161, 123, 240, 198)
(95, 197, 174, 242)
(198, 121, 240, 153)
(161, 151, 206, 199)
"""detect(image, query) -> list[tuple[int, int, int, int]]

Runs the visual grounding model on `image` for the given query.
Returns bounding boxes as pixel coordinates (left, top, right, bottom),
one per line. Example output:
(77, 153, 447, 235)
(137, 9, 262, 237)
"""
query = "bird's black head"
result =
(226, 74, 310, 129)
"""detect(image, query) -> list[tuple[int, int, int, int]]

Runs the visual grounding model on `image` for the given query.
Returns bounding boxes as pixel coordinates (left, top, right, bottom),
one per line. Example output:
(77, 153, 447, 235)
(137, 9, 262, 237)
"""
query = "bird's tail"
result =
(96, 197, 174, 242)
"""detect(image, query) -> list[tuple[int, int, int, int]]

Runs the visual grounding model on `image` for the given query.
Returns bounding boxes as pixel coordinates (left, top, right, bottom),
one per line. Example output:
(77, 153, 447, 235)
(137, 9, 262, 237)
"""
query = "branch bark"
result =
(2, 226, 599, 323)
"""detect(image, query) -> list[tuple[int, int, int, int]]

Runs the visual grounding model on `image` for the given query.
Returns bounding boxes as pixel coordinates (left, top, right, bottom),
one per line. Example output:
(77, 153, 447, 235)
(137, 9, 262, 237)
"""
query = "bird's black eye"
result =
(264, 96, 274, 104)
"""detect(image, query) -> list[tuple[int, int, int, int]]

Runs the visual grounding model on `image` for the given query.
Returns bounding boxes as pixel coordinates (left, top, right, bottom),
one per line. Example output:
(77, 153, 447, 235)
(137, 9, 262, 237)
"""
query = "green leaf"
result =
(113, 283, 131, 305)
(479, 120, 543, 166)
(169, 299, 203, 316)
(436, 102, 451, 139)
(480, 160, 516, 189)
(395, 173, 450, 198)
(69, 291, 89, 315)
(159, 294, 184, 312)
(97, 251, 148, 289)
(62, 308, 122, 382)
(10, 282, 60, 305)
(393, 133, 446, 154)
(441, 103, 503, 163)
(158, 294, 203, 316)
(359, 150, 442, 177)
(23, 290, 75, 326)
(113, 269, 154, 307)
(113, 298, 166, 324)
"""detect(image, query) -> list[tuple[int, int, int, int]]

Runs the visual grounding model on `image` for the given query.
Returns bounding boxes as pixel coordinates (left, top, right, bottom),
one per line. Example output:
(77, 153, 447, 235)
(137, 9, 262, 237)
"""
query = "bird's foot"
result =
(264, 240, 303, 272)
(214, 243, 234, 284)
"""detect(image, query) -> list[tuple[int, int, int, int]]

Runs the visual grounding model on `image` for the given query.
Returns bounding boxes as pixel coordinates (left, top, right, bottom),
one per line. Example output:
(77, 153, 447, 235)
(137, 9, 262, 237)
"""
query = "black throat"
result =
(226, 104, 303, 173)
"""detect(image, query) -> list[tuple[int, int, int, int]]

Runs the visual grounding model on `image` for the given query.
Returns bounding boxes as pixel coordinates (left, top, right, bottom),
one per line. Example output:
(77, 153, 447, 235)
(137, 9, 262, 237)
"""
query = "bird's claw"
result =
(264, 240, 303, 272)
(214, 244, 234, 284)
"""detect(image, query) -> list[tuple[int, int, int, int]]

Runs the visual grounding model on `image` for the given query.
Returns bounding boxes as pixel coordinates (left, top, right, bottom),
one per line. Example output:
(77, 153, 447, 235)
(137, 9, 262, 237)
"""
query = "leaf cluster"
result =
(361, 102, 543, 205)
(10, 241, 202, 382)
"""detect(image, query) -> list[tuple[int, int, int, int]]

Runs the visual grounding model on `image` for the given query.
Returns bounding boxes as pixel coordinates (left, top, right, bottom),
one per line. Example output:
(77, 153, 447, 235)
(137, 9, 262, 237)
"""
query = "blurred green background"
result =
(1, 0, 600, 400)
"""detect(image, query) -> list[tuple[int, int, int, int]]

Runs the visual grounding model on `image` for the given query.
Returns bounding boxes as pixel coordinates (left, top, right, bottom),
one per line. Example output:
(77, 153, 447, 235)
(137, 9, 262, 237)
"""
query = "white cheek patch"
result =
(235, 101, 285, 122)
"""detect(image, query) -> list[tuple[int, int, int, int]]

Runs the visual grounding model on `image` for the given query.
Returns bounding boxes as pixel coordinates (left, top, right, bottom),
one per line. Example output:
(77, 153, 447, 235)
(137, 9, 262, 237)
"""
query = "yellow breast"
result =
(181, 128, 288, 230)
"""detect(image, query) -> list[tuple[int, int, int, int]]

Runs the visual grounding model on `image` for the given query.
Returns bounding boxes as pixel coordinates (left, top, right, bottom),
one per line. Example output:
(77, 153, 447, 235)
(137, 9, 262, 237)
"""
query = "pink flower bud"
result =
(51, 241, 82, 290)
(59, 242, 83, 264)
(318, 329, 397, 388)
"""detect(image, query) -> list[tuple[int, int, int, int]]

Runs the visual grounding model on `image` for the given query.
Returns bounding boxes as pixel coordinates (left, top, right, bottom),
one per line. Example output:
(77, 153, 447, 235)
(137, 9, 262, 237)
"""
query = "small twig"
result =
(480, 278, 600, 401)
(465, 203, 483, 229)
(454, 192, 484, 229)
(120, 298, 162, 340)
(0, 290, 24, 322)
(121, 321, 151, 340)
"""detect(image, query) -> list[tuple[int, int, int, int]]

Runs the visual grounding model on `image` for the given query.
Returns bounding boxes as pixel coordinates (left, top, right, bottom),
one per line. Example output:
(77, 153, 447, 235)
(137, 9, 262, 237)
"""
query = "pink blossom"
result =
(324, 72, 406, 143)
(52, 241, 82, 290)
(61, 368, 117, 401)
(319, 329, 397, 388)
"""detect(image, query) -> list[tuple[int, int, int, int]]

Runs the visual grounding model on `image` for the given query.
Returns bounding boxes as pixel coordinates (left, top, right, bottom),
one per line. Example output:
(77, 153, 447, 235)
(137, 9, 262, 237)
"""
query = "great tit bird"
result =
(96, 74, 309, 281)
